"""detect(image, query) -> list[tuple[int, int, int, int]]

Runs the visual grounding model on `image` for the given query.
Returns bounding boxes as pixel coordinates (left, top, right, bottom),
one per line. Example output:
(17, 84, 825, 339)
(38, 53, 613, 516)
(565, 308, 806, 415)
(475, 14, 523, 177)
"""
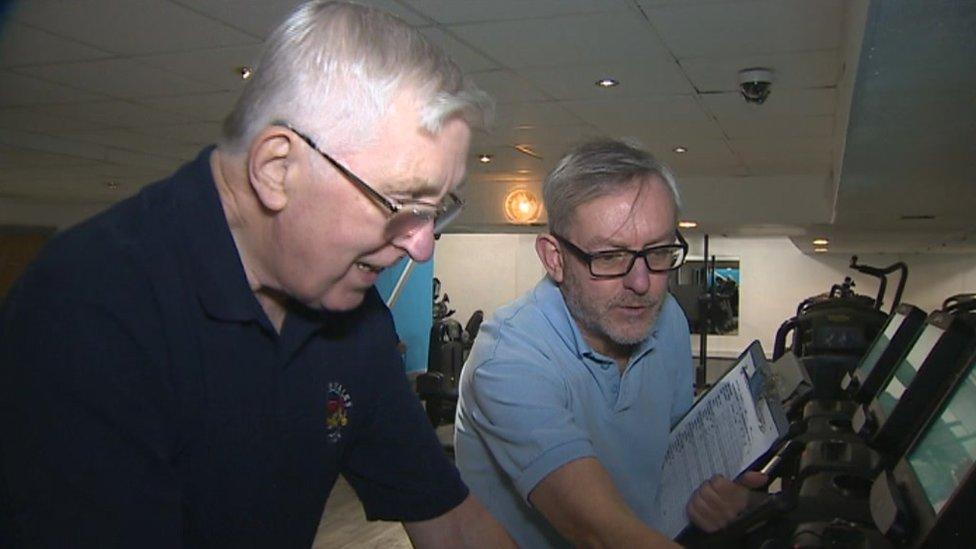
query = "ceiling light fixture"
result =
(238, 66, 254, 80)
(678, 221, 698, 229)
(478, 153, 493, 163)
(813, 247, 828, 253)
(105, 181, 119, 189)
(595, 78, 619, 88)
(514, 144, 542, 159)
(504, 188, 542, 224)
(812, 238, 829, 246)
(673, 146, 688, 154)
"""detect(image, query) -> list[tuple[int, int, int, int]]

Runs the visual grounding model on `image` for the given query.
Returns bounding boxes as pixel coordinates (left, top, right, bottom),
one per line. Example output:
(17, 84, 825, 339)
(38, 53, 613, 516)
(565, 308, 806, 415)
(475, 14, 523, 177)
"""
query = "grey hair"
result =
(543, 138, 682, 236)
(220, 0, 493, 154)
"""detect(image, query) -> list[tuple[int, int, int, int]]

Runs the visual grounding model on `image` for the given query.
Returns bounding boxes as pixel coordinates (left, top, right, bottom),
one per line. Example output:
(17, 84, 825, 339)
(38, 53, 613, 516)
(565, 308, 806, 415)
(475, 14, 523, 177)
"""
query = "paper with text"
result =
(656, 351, 781, 539)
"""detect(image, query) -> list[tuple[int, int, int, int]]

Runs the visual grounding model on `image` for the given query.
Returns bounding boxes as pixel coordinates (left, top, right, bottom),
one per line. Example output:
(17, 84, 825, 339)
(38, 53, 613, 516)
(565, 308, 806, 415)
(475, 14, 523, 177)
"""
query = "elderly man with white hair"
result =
(0, 2, 512, 547)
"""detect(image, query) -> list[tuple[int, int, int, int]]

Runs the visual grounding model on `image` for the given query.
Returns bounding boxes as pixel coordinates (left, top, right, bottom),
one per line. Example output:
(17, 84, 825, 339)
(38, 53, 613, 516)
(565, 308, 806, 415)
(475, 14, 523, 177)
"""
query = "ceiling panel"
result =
(562, 95, 726, 141)
(402, 0, 631, 25)
(732, 136, 833, 166)
(449, 12, 666, 70)
(176, 0, 431, 37)
(466, 70, 548, 103)
(36, 100, 195, 129)
(718, 114, 834, 140)
(57, 128, 203, 161)
(702, 88, 835, 118)
(14, 59, 222, 99)
(645, 0, 844, 58)
(521, 59, 694, 101)
(681, 50, 841, 93)
(145, 122, 224, 146)
(0, 71, 108, 107)
(134, 45, 263, 90)
(474, 124, 599, 154)
(135, 91, 241, 123)
(0, 106, 108, 134)
(10, 0, 258, 55)
(0, 22, 112, 68)
(0, 144, 104, 169)
(418, 27, 499, 73)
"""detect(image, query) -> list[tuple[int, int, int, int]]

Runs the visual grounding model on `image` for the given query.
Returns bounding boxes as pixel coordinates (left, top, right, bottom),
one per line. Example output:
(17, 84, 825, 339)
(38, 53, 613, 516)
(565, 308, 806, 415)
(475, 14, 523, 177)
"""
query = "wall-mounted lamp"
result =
(504, 188, 542, 224)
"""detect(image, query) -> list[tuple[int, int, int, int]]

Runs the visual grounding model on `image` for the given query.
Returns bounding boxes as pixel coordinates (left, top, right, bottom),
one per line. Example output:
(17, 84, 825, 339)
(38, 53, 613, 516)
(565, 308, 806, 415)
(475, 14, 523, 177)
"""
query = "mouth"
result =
(355, 261, 383, 274)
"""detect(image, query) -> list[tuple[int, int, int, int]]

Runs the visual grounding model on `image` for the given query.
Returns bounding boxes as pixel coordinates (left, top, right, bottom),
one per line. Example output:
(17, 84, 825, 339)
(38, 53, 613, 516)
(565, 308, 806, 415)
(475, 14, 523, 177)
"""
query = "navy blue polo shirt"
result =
(0, 147, 467, 548)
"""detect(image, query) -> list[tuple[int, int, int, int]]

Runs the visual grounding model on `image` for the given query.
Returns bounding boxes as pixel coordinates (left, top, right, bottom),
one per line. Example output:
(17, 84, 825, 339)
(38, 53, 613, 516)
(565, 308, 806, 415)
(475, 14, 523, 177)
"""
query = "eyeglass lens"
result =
(590, 247, 685, 276)
(383, 197, 462, 239)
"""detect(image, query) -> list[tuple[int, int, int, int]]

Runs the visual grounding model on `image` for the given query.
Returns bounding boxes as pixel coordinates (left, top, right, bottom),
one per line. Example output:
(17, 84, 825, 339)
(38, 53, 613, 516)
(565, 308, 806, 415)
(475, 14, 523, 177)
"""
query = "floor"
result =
(312, 477, 412, 548)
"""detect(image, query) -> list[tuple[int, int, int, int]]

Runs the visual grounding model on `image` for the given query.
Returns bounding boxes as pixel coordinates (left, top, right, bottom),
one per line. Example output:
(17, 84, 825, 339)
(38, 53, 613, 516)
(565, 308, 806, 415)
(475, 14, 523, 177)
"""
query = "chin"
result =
(315, 285, 371, 312)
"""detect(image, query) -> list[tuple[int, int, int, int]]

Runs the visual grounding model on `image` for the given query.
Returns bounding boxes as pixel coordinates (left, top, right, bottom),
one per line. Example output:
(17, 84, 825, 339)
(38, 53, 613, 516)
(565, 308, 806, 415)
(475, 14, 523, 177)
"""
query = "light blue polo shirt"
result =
(455, 277, 693, 547)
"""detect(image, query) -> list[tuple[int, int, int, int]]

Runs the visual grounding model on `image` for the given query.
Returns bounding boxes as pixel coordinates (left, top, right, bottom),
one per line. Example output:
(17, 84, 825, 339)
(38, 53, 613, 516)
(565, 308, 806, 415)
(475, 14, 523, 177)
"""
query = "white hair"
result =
(221, 1, 493, 154)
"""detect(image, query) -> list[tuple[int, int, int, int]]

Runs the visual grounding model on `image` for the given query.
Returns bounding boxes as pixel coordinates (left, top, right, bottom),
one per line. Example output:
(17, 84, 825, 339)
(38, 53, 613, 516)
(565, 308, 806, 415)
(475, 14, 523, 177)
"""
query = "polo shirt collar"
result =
(532, 276, 659, 366)
(176, 146, 267, 325)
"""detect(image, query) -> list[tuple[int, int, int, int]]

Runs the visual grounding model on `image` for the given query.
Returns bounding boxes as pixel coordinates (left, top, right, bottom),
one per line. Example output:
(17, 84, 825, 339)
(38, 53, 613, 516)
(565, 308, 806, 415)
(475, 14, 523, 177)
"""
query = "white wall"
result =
(432, 233, 545, 326)
(434, 233, 976, 357)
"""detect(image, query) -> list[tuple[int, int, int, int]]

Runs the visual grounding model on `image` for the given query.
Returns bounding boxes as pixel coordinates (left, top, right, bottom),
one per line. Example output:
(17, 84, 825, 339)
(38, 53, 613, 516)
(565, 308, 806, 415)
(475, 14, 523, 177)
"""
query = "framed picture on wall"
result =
(669, 257, 740, 336)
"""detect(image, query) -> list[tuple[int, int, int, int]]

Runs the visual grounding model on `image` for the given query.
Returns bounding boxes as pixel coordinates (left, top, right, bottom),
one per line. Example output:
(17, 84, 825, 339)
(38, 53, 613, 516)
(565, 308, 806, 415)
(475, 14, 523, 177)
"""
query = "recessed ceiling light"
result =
(478, 153, 493, 163)
(105, 181, 119, 189)
(812, 238, 829, 246)
(678, 220, 698, 229)
(595, 78, 619, 88)
(814, 247, 829, 253)
(238, 66, 254, 80)
(673, 146, 688, 154)
(514, 144, 542, 159)
(516, 169, 532, 174)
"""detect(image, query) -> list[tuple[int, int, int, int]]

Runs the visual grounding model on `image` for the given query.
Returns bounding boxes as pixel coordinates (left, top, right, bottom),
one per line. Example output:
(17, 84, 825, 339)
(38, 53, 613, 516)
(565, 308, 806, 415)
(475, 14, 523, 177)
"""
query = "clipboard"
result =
(655, 340, 789, 539)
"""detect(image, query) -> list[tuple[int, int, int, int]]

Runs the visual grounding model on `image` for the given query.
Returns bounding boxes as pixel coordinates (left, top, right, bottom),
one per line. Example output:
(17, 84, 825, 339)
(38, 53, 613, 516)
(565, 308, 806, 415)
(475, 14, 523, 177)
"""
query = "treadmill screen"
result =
(877, 323, 944, 417)
(855, 311, 907, 381)
(906, 359, 976, 513)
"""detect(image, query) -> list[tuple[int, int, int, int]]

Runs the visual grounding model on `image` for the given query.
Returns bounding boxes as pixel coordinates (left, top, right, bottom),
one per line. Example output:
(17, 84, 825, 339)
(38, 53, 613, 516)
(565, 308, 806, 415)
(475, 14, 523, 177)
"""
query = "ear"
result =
(247, 126, 295, 212)
(535, 233, 565, 284)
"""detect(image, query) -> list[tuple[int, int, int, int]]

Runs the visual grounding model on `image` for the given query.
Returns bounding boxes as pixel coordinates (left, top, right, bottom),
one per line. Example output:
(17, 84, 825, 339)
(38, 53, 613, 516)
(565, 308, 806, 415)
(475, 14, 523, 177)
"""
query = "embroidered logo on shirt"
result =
(325, 382, 352, 443)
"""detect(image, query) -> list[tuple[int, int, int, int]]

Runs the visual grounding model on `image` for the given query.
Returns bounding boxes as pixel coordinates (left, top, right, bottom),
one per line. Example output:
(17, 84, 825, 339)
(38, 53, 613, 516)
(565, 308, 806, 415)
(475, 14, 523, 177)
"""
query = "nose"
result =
(622, 256, 652, 295)
(393, 222, 436, 262)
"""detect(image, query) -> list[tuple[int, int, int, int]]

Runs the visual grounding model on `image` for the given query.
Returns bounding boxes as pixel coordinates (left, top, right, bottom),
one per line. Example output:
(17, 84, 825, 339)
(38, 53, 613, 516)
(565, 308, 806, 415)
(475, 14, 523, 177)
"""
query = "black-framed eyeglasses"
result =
(552, 231, 688, 278)
(280, 123, 464, 238)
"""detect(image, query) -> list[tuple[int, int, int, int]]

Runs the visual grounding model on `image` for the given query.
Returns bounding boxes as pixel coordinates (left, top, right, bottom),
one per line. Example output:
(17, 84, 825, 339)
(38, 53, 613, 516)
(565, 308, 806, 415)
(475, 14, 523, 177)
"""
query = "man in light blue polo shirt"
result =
(455, 139, 763, 547)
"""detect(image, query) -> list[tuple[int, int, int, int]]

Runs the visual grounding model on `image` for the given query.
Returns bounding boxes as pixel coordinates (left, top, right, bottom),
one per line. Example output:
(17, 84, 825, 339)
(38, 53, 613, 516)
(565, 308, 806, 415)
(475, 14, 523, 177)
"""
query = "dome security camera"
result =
(737, 68, 774, 104)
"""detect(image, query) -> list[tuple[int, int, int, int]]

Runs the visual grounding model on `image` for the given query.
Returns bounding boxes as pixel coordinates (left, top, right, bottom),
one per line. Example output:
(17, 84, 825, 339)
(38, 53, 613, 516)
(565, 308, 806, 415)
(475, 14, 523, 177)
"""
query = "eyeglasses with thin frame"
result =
(280, 123, 464, 238)
(552, 231, 688, 278)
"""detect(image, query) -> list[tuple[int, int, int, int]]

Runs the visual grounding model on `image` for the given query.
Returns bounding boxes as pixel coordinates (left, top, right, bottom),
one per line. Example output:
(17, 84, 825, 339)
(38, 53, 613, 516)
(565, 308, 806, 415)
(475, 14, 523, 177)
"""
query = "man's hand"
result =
(686, 471, 768, 533)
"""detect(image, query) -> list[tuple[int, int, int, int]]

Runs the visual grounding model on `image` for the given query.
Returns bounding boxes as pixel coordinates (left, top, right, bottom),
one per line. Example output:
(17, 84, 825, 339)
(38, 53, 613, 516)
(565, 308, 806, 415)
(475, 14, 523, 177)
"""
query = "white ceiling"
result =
(0, 0, 972, 255)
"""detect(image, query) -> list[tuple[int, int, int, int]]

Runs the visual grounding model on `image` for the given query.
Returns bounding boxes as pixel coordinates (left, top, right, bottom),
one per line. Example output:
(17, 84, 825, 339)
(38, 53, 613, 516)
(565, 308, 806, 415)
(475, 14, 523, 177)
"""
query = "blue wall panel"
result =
(375, 258, 432, 373)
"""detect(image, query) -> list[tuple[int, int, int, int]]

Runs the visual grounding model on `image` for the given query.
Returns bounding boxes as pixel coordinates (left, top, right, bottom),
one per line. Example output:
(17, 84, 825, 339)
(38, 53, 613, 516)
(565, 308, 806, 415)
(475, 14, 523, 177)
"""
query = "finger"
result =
(736, 471, 768, 489)
(689, 478, 739, 526)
